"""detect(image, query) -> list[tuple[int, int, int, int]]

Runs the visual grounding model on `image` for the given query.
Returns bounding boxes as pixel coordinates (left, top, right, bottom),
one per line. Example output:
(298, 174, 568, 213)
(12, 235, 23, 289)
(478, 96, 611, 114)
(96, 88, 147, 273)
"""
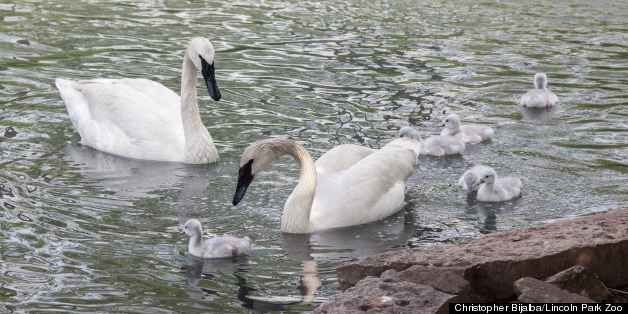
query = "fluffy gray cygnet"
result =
(183, 219, 251, 259)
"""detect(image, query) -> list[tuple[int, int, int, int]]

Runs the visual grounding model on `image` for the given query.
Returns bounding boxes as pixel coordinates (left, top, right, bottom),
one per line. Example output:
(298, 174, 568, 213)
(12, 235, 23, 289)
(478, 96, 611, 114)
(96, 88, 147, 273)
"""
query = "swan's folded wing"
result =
(315, 144, 375, 175)
(311, 148, 416, 229)
(65, 79, 184, 159)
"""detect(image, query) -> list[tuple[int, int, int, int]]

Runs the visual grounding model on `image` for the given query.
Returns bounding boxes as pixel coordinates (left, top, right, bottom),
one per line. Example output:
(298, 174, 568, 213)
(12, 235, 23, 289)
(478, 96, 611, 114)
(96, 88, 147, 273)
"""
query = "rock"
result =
(336, 209, 628, 300)
(314, 276, 455, 314)
(4, 126, 17, 138)
(515, 277, 594, 303)
(546, 265, 610, 301)
(381, 266, 470, 295)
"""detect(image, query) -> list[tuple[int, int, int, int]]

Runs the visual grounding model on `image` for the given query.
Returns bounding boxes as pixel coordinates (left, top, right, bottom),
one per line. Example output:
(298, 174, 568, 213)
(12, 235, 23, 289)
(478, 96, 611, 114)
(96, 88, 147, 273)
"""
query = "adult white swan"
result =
(55, 37, 221, 164)
(231, 128, 421, 234)
(520, 73, 558, 108)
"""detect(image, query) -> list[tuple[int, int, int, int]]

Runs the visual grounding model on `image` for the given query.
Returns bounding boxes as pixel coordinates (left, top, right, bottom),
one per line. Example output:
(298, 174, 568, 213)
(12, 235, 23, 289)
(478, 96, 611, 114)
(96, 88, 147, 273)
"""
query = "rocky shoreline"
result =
(315, 209, 628, 313)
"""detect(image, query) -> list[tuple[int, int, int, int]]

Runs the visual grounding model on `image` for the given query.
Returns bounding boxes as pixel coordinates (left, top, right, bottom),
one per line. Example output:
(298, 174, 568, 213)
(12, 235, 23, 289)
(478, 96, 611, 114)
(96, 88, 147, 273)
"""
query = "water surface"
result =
(1, 0, 628, 312)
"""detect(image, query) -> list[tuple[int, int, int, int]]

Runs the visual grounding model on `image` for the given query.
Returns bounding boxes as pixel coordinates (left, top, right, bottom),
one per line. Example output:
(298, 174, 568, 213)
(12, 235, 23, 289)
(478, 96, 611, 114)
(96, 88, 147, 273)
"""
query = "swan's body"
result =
(55, 37, 222, 164)
(440, 114, 494, 144)
(183, 219, 251, 259)
(420, 134, 465, 156)
(458, 164, 493, 192)
(232, 127, 420, 234)
(520, 73, 558, 108)
(475, 167, 522, 202)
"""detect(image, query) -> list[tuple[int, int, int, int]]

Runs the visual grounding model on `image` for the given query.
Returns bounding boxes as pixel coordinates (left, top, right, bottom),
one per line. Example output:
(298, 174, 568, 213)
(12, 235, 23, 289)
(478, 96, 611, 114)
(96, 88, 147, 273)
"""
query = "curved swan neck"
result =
(180, 55, 217, 163)
(188, 233, 202, 251)
(280, 142, 317, 233)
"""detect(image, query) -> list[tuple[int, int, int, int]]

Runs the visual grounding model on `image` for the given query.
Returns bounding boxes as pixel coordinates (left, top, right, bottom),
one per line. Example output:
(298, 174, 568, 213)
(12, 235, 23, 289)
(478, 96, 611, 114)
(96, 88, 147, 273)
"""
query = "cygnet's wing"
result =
(521, 90, 552, 108)
(461, 125, 494, 143)
(498, 176, 523, 198)
(204, 236, 252, 258)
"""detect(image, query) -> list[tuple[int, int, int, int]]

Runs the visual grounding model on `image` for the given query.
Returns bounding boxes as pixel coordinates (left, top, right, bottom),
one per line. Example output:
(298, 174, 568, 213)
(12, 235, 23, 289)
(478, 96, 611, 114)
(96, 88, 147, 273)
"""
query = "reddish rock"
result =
(514, 277, 594, 303)
(314, 276, 455, 314)
(546, 265, 610, 301)
(336, 209, 628, 300)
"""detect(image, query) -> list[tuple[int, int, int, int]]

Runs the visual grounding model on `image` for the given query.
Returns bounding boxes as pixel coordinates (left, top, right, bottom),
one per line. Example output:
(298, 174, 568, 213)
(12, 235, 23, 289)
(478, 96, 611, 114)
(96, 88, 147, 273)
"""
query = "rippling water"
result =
(1, 0, 628, 312)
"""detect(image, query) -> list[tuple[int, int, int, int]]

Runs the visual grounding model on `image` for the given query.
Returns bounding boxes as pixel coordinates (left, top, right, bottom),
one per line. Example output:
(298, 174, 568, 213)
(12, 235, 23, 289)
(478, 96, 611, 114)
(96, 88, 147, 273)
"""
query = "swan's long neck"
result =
(281, 143, 317, 233)
(180, 56, 218, 163)
(188, 232, 202, 252)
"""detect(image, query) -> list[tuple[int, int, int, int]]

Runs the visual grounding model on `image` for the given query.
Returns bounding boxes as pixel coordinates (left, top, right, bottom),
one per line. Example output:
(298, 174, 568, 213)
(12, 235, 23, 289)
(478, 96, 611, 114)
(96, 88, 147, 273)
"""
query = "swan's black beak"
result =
(233, 159, 254, 206)
(200, 56, 221, 101)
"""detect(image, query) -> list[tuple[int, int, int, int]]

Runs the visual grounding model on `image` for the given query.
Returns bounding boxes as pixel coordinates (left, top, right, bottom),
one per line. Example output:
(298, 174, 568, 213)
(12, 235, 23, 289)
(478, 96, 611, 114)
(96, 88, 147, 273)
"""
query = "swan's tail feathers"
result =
(399, 126, 421, 141)
(55, 78, 92, 136)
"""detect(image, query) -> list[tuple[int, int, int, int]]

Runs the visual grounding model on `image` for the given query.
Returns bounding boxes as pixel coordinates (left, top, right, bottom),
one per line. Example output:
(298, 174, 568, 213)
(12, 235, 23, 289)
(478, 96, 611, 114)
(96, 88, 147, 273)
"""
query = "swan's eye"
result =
(445, 119, 449, 123)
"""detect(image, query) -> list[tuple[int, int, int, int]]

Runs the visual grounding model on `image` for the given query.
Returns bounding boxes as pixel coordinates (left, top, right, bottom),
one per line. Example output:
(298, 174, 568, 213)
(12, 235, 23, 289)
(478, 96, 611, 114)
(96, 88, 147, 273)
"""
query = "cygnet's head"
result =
(534, 73, 548, 90)
(478, 168, 497, 186)
(443, 114, 461, 132)
(185, 37, 221, 101)
(183, 219, 203, 237)
(233, 138, 297, 206)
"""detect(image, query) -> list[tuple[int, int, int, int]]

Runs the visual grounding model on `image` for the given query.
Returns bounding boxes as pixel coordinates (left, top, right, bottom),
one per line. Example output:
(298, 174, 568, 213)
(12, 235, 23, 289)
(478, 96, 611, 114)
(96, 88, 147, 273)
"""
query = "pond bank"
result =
(315, 208, 628, 313)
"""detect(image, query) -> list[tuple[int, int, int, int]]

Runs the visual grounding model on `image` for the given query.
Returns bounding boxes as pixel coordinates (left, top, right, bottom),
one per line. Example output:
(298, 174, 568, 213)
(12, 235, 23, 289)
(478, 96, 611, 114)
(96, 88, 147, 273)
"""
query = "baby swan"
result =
(440, 114, 494, 144)
(474, 167, 522, 202)
(183, 219, 251, 259)
(520, 73, 558, 108)
(458, 164, 493, 193)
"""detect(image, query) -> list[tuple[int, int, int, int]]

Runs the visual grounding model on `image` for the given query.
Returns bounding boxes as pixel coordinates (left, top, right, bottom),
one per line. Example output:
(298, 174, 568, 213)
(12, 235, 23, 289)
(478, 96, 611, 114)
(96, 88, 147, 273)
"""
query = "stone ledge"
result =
(316, 209, 628, 313)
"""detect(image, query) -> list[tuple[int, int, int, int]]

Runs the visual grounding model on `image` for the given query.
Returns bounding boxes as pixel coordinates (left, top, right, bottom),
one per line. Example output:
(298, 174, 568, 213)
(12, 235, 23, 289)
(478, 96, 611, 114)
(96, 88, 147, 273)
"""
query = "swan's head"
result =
(233, 138, 294, 206)
(534, 73, 548, 89)
(186, 37, 221, 101)
(477, 168, 497, 187)
(443, 114, 461, 132)
(183, 218, 203, 237)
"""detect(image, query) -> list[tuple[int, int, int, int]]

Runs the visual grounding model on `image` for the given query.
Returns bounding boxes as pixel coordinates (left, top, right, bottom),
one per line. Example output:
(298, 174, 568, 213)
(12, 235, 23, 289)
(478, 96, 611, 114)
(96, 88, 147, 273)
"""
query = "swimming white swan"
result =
(231, 127, 420, 234)
(520, 73, 558, 108)
(419, 133, 465, 156)
(440, 114, 494, 144)
(55, 37, 221, 164)
(474, 167, 522, 202)
(458, 164, 493, 193)
(183, 219, 251, 258)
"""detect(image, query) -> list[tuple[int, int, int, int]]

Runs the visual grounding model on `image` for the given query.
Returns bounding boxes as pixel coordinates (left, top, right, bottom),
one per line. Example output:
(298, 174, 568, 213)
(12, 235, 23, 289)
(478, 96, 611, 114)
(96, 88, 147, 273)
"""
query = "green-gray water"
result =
(1, 0, 628, 312)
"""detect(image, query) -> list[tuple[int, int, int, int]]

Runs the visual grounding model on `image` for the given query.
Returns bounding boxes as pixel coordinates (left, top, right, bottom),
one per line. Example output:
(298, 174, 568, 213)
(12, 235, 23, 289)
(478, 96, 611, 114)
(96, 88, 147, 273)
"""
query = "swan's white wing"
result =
(382, 137, 421, 157)
(310, 147, 416, 231)
(315, 144, 375, 175)
(55, 78, 185, 161)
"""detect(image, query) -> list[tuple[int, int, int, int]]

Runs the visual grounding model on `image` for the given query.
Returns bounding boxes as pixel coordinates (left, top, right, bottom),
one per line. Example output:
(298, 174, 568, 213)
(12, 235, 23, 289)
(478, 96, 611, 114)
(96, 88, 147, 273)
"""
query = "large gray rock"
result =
(515, 277, 595, 303)
(546, 265, 610, 301)
(314, 276, 455, 314)
(336, 209, 628, 300)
